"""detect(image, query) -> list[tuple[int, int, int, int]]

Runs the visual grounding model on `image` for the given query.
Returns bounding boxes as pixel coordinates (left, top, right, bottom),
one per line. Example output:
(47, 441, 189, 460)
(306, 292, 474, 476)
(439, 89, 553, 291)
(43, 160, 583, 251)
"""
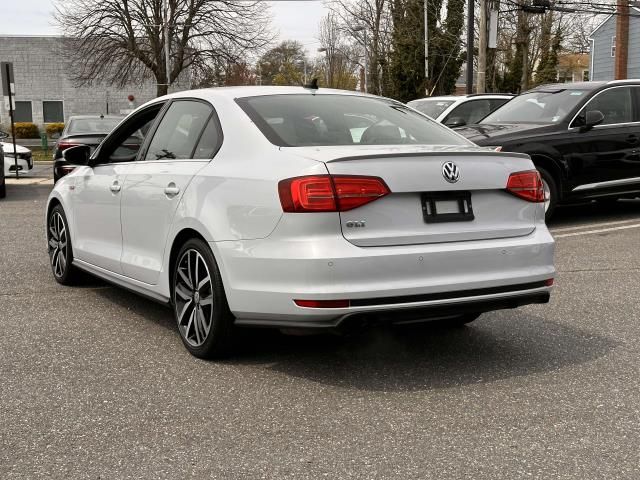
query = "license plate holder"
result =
(421, 191, 474, 223)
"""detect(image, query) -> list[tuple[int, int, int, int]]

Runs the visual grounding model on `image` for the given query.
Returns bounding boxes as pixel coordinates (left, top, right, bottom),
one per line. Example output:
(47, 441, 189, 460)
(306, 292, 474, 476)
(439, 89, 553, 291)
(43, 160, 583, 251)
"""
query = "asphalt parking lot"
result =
(1, 167, 639, 479)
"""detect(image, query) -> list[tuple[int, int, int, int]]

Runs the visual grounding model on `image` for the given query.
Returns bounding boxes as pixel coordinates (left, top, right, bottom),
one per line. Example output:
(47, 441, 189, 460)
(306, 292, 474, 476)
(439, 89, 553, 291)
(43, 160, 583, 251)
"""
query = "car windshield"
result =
(408, 99, 455, 118)
(481, 89, 589, 124)
(237, 94, 468, 147)
(67, 117, 122, 135)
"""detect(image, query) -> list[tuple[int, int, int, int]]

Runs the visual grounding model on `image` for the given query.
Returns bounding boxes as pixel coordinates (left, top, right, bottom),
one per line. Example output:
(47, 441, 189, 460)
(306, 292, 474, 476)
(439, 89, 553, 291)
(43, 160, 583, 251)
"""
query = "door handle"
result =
(164, 183, 180, 197)
(110, 182, 121, 193)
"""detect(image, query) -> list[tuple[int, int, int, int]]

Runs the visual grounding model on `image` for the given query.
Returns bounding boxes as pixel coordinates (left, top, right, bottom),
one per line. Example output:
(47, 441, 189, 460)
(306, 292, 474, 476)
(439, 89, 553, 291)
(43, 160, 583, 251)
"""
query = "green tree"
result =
(389, 0, 465, 103)
(258, 41, 307, 86)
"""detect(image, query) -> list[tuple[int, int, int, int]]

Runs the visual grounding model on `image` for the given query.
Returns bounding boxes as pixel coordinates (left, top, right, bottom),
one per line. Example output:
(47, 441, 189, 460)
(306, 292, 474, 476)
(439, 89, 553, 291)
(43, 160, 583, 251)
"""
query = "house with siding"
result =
(589, 8, 640, 80)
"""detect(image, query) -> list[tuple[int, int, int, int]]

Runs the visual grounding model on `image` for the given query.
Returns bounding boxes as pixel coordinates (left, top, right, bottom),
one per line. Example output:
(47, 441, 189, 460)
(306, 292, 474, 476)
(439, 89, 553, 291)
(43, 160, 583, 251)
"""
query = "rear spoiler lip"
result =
(323, 150, 531, 163)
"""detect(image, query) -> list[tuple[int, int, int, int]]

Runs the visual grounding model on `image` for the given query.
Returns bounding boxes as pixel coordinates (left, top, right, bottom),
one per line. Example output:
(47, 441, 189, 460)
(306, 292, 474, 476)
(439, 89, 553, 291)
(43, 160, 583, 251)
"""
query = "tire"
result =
(0, 180, 5, 199)
(537, 166, 558, 222)
(47, 205, 81, 285)
(171, 238, 234, 359)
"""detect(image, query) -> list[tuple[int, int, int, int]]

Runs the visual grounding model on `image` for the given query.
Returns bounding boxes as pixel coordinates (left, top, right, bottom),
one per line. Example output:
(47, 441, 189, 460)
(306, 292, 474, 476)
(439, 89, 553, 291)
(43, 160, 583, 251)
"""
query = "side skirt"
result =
(73, 259, 171, 305)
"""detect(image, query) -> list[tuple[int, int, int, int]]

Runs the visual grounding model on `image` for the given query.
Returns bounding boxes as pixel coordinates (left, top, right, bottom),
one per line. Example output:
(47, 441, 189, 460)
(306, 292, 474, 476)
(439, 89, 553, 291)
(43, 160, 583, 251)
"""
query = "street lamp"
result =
(317, 48, 328, 85)
(353, 26, 368, 93)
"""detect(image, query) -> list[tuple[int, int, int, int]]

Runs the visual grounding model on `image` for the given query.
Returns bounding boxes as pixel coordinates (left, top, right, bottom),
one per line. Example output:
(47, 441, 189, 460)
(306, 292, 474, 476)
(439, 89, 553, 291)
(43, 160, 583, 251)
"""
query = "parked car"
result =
(53, 114, 124, 181)
(455, 80, 640, 219)
(407, 94, 513, 128)
(46, 86, 555, 358)
(1, 140, 33, 177)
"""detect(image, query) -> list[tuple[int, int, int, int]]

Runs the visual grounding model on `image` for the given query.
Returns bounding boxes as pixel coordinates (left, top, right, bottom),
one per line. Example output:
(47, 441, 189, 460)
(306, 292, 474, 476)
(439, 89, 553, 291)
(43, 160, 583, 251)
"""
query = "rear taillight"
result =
(278, 175, 390, 213)
(57, 141, 78, 152)
(506, 170, 545, 203)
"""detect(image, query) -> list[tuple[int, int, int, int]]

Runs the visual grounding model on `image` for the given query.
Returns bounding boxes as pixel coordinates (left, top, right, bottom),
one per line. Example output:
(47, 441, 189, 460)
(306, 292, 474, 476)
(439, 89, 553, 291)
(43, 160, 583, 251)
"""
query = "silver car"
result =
(46, 87, 555, 358)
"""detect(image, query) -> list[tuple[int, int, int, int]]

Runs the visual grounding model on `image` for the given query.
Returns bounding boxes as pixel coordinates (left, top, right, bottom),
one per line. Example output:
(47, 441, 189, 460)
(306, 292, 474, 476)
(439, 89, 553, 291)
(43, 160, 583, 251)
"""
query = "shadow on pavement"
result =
(549, 198, 640, 228)
(95, 284, 618, 392)
(231, 315, 617, 391)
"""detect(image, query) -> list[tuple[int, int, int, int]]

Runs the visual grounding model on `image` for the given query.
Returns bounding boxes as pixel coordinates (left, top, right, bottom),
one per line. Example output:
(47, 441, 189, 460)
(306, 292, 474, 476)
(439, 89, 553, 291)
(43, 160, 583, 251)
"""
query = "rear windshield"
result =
(407, 99, 455, 118)
(67, 117, 122, 135)
(236, 94, 469, 147)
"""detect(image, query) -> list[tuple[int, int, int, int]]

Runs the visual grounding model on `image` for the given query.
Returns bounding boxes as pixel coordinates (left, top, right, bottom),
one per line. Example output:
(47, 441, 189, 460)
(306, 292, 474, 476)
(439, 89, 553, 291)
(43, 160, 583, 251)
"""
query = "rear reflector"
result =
(545, 278, 554, 287)
(506, 170, 545, 203)
(294, 299, 350, 308)
(279, 175, 390, 212)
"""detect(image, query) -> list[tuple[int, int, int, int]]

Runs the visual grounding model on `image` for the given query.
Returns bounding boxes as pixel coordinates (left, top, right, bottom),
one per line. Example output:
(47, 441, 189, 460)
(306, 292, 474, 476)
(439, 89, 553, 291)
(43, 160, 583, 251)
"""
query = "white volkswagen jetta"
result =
(46, 86, 555, 358)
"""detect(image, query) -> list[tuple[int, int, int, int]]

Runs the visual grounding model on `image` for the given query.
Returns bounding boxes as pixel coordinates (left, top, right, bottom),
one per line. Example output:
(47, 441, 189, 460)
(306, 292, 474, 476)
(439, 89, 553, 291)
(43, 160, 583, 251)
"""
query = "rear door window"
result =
(145, 100, 212, 160)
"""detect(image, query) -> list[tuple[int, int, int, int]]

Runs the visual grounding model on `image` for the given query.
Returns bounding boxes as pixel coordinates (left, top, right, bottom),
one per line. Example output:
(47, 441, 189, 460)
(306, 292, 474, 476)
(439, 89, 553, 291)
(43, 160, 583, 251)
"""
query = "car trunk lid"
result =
(284, 145, 539, 246)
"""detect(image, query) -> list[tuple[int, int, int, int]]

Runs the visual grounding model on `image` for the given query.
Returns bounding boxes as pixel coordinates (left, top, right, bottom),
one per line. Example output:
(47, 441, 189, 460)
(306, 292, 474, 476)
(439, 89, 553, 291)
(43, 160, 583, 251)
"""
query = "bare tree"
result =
(54, 0, 272, 96)
(318, 13, 360, 89)
(327, 0, 394, 96)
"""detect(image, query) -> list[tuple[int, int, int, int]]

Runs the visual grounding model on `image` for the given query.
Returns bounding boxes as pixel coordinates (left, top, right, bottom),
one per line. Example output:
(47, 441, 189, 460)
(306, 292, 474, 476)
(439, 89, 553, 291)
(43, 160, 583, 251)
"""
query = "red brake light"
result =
(278, 175, 390, 212)
(57, 141, 78, 152)
(506, 170, 545, 203)
(294, 299, 350, 308)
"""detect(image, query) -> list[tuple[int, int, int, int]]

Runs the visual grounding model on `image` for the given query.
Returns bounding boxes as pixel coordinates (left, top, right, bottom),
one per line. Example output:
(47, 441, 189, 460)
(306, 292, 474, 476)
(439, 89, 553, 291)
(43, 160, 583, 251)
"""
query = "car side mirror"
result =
(0, 130, 8, 140)
(581, 110, 605, 131)
(62, 144, 91, 165)
(445, 117, 466, 128)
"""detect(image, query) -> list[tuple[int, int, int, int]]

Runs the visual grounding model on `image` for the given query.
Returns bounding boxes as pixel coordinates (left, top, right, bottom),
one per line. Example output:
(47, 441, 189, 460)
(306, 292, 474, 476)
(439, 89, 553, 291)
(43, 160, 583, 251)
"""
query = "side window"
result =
(192, 116, 222, 159)
(572, 87, 633, 127)
(145, 101, 212, 160)
(445, 100, 491, 126)
(489, 98, 509, 112)
(101, 104, 165, 163)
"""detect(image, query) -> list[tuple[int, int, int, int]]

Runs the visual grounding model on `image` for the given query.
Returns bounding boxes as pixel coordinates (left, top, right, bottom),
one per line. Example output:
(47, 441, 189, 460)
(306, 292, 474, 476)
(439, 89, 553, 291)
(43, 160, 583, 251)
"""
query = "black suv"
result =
(456, 81, 640, 219)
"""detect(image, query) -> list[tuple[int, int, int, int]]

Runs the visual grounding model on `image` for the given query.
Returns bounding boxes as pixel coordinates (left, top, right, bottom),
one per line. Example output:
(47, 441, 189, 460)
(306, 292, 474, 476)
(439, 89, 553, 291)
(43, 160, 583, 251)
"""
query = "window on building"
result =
(611, 36, 616, 58)
(14, 101, 33, 122)
(43, 101, 64, 123)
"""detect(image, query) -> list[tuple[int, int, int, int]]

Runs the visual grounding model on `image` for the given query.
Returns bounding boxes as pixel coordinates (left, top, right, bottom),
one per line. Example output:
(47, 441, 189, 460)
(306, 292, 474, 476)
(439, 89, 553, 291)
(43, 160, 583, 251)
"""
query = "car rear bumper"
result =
(212, 226, 555, 328)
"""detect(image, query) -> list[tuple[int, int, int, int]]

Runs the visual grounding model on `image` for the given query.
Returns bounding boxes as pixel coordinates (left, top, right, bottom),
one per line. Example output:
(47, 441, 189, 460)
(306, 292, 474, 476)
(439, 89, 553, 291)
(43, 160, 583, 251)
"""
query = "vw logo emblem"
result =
(442, 161, 460, 183)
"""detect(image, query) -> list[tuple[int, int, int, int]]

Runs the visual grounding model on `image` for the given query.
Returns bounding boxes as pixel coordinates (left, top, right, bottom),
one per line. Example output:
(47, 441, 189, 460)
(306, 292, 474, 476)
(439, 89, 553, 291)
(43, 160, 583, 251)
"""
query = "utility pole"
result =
(466, 0, 474, 94)
(517, 4, 530, 92)
(424, 0, 429, 95)
(477, 0, 488, 93)
(615, 0, 629, 79)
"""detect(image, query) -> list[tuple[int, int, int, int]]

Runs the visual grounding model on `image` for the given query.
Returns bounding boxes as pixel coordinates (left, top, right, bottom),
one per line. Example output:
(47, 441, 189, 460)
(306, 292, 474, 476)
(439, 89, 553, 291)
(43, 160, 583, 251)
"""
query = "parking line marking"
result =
(550, 218, 640, 233)
(554, 223, 640, 238)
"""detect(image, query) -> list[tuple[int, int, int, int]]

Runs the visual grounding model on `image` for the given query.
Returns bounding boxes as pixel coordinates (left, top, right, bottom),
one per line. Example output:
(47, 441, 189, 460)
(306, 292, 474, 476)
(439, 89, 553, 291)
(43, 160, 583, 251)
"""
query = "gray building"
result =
(589, 8, 640, 81)
(0, 35, 189, 128)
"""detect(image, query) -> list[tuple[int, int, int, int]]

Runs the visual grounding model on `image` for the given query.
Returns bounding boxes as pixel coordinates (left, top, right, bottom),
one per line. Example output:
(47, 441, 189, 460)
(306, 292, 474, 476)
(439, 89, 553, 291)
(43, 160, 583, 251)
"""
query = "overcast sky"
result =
(1, 0, 329, 57)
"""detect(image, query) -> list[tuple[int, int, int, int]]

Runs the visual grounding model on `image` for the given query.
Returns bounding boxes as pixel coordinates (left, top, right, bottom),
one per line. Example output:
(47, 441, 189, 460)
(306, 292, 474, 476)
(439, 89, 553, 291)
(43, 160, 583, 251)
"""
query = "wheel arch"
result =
(528, 153, 565, 200)
(168, 228, 209, 288)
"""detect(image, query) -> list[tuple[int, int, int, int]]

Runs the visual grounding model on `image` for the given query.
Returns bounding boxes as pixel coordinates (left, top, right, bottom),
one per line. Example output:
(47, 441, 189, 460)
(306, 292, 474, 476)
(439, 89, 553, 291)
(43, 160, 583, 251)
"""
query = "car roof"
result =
(160, 86, 376, 102)
(409, 93, 513, 103)
(66, 115, 124, 120)
(524, 80, 640, 93)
